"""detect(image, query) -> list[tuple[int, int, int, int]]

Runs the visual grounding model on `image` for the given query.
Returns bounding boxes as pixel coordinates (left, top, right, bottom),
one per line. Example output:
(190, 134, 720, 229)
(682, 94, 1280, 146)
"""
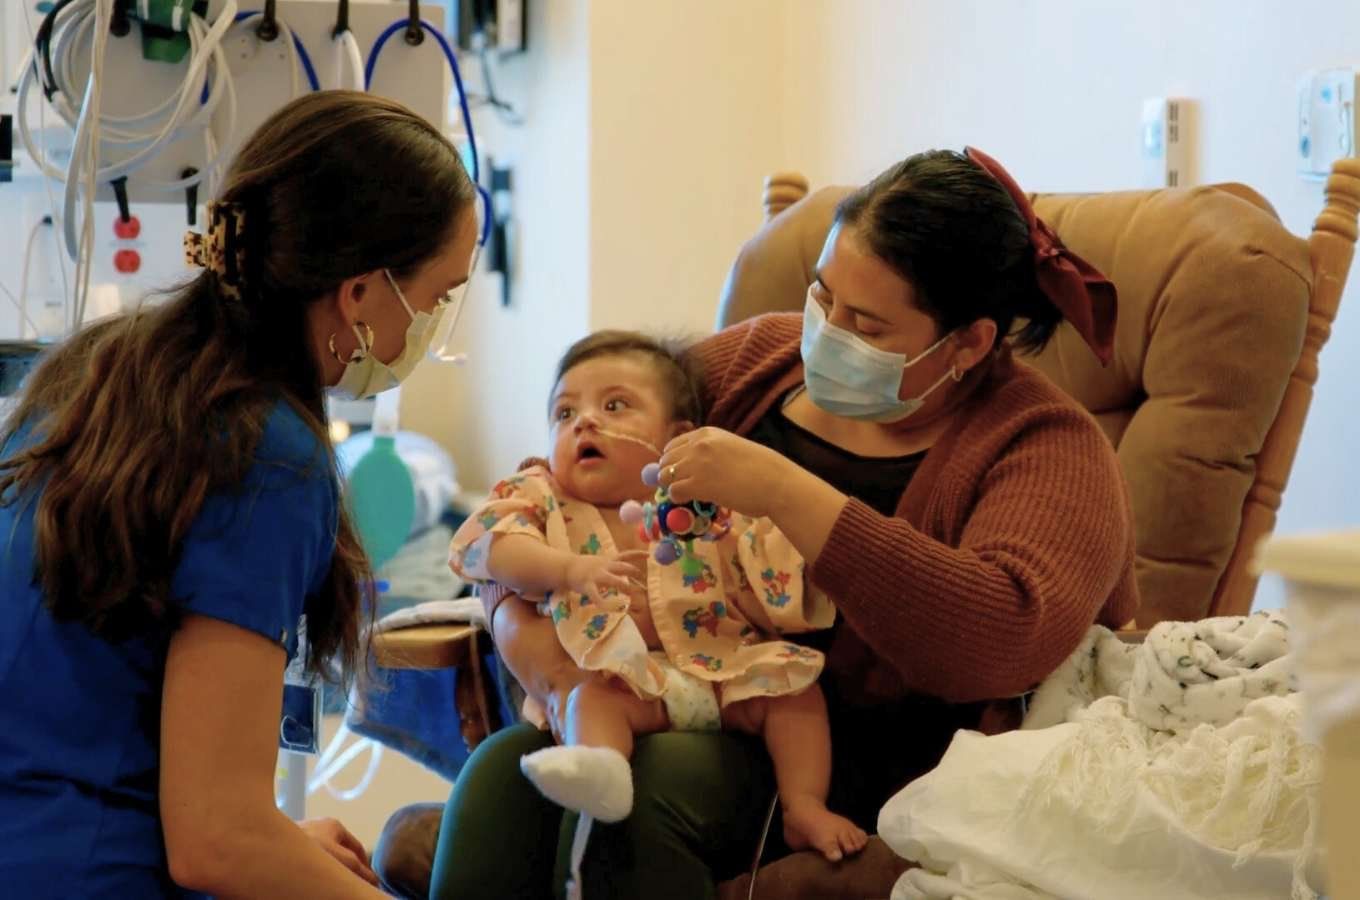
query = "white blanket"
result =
(1024, 611, 1296, 732)
(881, 611, 1324, 900)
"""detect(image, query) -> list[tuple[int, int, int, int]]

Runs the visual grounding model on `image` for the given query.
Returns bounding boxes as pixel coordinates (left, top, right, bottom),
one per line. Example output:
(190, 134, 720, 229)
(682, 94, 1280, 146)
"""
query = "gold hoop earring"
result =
(951, 366, 964, 382)
(329, 321, 375, 365)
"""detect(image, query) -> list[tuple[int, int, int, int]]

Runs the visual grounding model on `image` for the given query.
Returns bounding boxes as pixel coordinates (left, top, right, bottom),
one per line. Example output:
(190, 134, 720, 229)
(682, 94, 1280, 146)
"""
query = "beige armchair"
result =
(370, 159, 1360, 900)
(721, 163, 1360, 626)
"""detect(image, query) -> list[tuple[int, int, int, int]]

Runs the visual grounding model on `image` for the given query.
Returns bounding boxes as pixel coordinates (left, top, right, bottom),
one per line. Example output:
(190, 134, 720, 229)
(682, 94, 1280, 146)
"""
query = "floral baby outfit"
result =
(450, 466, 833, 726)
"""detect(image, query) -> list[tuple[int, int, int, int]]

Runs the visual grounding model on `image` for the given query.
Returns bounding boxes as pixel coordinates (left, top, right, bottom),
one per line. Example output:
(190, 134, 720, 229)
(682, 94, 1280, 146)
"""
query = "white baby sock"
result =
(520, 745, 634, 823)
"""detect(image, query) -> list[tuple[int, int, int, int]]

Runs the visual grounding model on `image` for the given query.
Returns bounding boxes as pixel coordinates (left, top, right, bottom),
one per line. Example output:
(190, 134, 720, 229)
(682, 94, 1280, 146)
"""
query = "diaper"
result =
(650, 652, 721, 732)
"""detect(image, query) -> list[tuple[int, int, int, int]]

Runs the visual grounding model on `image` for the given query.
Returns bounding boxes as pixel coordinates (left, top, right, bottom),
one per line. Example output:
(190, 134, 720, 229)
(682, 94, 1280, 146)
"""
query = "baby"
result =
(450, 330, 867, 863)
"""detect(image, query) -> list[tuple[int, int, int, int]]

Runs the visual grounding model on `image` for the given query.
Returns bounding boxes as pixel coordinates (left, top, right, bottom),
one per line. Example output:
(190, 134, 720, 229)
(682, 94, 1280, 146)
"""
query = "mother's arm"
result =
(804, 410, 1136, 704)
(663, 406, 1135, 705)
(480, 582, 585, 738)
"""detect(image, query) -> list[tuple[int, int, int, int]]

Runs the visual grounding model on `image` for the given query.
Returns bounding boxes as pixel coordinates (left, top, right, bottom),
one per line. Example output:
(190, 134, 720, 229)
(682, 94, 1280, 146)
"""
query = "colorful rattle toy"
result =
(619, 462, 732, 564)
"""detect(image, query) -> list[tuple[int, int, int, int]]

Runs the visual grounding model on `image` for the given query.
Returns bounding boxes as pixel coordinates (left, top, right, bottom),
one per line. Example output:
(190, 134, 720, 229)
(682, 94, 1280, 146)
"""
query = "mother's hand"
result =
(659, 427, 791, 517)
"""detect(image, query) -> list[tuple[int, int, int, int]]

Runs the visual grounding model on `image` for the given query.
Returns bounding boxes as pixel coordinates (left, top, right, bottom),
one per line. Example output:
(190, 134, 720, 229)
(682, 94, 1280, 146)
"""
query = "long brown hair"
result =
(0, 91, 476, 683)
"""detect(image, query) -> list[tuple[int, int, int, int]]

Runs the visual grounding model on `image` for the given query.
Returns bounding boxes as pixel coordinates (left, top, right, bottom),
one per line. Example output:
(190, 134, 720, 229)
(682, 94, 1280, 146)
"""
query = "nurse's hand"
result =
(659, 427, 790, 518)
(299, 817, 380, 887)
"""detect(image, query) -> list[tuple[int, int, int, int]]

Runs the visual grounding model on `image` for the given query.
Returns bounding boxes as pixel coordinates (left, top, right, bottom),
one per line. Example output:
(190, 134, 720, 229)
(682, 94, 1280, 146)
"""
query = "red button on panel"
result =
(113, 249, 141, 274)
(113, 216, 141, 240)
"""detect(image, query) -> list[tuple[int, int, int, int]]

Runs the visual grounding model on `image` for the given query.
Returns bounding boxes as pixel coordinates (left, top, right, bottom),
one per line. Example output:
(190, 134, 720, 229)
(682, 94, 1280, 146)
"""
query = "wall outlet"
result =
(1298, 68, 1357, 181)
(1141, 97, 1193, 189)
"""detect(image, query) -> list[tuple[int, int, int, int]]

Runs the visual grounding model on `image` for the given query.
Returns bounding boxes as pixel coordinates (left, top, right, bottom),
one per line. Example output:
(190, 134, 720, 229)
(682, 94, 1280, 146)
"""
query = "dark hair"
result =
(0, 91, 476, 685)
(835, 149, 1062, 356)
(553, 331, 704, 425)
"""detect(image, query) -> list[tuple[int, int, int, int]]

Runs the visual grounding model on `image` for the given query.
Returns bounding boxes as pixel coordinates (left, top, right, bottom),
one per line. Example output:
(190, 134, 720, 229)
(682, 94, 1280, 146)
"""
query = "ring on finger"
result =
(667, 464, 678, 482)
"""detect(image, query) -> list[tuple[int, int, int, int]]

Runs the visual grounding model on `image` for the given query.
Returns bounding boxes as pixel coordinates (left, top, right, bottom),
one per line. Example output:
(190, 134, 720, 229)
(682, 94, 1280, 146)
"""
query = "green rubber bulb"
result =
(344, 390, 416, 570)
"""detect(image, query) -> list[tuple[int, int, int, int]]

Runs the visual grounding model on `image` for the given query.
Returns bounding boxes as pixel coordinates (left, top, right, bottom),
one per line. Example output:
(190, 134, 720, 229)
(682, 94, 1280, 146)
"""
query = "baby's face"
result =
(549, 354, 680, 507)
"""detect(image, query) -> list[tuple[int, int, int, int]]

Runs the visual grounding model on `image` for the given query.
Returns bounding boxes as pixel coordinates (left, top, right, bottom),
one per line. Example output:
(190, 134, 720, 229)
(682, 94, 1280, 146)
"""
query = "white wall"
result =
(781, 0, 1360, 608)
(587, 0, 785, 339)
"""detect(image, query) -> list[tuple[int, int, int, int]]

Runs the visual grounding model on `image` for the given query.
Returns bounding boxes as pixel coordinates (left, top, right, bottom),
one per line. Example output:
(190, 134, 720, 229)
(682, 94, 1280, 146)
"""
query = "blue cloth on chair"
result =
(339, 504, 516, 782)
(344, 640, 517, 782)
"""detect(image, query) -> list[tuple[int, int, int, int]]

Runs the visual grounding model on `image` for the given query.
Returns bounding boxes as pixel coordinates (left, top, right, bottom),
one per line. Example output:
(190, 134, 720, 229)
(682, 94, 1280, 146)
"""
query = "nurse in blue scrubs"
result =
(0, 91, 479, 899)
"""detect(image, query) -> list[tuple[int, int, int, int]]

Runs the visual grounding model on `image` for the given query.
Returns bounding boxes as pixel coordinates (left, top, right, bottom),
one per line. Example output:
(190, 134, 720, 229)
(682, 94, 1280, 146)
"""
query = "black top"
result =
(744, 390, 926, 517)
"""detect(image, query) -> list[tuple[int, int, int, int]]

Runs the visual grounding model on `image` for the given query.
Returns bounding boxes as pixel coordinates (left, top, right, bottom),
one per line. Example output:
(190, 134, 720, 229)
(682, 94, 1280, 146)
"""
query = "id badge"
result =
(279, 678, 321, 755)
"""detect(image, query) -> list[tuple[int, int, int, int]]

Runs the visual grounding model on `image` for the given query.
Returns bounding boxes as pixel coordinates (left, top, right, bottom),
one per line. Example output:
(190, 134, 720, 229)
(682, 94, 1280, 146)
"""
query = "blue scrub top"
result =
(0, 401, 339, 898)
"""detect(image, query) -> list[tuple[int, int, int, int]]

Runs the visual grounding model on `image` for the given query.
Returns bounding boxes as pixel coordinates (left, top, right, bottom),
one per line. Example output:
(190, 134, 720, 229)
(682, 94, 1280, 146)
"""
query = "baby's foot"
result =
(781, 794, 868, 863)
(520, 745, 634, 822)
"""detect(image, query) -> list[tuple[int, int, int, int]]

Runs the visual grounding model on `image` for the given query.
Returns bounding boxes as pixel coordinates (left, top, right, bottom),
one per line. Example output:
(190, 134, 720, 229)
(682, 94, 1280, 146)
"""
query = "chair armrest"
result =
(371, 624, 479, 670)
(371, 624, 500, 751)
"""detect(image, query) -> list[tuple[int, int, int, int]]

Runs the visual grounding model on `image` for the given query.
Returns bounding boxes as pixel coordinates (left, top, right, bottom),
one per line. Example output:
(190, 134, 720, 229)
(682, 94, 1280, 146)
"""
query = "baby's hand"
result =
(564, 551, 648, 604)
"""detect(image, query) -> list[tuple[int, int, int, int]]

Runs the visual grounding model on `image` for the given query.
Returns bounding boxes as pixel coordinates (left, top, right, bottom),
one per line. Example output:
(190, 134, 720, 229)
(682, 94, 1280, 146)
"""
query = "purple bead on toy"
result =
(641, 462, 662, 488)
(619, 500, 644, 524)
(654, 541, 681, 565)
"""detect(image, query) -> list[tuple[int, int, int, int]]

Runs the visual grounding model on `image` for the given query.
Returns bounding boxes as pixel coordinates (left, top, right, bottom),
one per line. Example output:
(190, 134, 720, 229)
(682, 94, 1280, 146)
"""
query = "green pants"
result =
(428, 723, 777, 900)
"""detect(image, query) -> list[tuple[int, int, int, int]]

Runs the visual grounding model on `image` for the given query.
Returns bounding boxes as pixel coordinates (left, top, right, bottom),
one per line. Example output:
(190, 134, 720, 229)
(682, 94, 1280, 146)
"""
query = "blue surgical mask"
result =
(800, 294, 959, 423)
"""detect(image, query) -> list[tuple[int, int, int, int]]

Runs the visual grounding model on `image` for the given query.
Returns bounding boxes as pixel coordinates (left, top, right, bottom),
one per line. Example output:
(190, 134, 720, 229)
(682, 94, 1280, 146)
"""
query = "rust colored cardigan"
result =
(691, 313, 1138, 707)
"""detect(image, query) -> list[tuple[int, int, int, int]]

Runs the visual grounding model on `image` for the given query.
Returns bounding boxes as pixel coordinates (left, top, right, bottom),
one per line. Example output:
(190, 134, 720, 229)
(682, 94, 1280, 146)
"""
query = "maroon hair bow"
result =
(964, 147, 1118, 366)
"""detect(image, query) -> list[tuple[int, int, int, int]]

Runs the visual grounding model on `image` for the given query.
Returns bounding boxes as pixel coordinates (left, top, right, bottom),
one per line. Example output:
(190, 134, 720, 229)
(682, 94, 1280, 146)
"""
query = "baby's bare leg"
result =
(520, 677, 669, 823)
(722, 686, 868, 862)
(565, 676, 670, 757)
